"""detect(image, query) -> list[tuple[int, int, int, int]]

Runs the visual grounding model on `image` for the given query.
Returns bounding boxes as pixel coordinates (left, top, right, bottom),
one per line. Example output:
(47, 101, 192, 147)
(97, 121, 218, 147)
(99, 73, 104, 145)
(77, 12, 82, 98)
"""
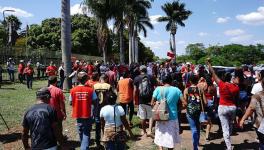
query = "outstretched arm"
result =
(206, 58, 220, 84)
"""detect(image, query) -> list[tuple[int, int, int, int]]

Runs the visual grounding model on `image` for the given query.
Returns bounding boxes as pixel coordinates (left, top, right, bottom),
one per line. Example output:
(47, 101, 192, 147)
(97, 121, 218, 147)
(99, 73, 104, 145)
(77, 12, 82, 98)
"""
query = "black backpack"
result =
(186, 87, 202, 117)
(139, 75, 153, 100)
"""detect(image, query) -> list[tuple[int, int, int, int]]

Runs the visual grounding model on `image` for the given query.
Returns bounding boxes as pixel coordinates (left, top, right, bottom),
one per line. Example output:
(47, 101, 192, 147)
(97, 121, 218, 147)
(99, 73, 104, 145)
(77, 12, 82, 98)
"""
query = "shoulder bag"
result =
(152, 87, 169, 121)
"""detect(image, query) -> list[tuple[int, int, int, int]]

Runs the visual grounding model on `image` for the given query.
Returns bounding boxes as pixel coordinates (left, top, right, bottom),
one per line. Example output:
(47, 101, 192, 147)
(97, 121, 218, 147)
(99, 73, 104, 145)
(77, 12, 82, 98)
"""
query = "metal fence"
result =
(0, 47, 103, 82)
(0, 47, 61, 82)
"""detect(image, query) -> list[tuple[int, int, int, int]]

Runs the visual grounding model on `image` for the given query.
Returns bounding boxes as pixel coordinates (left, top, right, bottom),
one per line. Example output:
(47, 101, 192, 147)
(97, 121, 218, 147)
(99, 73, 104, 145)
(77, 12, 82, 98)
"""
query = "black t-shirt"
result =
(133, 74, 156, 104)
(22, 103, 58, 149)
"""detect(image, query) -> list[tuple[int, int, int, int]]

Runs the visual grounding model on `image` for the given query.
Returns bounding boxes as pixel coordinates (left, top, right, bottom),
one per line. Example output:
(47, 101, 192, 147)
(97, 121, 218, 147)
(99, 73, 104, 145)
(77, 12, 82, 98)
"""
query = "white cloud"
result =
(142, 40, 169, 49)
(230, 34, 253, 43)
(236, 6, 264, 25)
(198, 32, 208, 37)
(254, 40, 264, 44)
(149, 15, 162, 25)
(224, 29, 245, 36)
(71, 4, 92, 16)
(216, 17, 231, 23)
(0, 6, 33, 18)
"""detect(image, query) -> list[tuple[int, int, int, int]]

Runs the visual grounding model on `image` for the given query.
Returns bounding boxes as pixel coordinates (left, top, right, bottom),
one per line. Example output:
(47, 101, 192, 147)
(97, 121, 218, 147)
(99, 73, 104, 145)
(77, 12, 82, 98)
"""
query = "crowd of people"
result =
(14, 57, 264, 150)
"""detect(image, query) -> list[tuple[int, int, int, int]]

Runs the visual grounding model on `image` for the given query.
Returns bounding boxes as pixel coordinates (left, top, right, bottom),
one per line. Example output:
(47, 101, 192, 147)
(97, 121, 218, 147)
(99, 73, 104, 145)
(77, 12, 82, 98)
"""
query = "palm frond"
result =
(157, 16, 170, 22)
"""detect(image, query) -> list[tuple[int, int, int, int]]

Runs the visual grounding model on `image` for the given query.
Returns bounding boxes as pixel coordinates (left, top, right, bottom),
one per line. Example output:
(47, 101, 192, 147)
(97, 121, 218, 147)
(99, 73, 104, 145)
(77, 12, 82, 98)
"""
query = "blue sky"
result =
(1, 0, 264, 58)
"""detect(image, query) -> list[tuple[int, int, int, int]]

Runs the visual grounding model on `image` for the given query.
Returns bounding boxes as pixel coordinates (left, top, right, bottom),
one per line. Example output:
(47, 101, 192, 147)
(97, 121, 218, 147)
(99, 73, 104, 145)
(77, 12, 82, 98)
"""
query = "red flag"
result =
(167, 51, 175, 58)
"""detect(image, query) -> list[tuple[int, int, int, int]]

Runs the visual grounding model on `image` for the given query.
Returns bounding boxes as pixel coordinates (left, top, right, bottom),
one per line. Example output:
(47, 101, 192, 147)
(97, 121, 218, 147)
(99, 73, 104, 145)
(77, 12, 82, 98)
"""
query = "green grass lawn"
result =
(0, 80, 154, 149)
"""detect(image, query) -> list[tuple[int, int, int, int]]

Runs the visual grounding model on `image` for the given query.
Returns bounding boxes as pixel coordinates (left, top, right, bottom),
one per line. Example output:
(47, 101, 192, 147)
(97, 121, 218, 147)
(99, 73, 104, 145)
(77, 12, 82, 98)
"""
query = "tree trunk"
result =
(102, 46, 107, 64)
(61, 0, 72, 90)
(119, 26, 125, 64)
(172, 34, 176, 62)
(135, 36, 139, 63)
(132, 32, 135, 63)
(129, 33, 132, 64)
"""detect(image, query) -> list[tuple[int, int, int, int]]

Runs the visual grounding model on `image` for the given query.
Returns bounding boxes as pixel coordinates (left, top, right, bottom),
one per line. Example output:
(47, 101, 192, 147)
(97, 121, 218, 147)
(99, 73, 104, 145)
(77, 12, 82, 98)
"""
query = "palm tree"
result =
(84, 0, 115, 64)
(158, 0, 192, 62)
(61, 0, 72, 90)
(133, 15, 153, 63)
(125, 0, 152, 64)
(113, 0, 126, 64)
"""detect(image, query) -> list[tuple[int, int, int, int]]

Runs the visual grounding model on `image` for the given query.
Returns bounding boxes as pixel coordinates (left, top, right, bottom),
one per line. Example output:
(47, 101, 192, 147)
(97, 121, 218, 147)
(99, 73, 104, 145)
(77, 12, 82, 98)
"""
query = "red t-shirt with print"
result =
(70, 86, 95, 118)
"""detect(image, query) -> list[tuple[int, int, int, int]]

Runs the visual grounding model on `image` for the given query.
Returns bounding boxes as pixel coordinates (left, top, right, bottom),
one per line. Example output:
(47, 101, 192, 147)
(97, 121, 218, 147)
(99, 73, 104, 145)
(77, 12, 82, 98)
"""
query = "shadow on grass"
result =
(0, 132, 21, 144)
(0, 87, 16, 90)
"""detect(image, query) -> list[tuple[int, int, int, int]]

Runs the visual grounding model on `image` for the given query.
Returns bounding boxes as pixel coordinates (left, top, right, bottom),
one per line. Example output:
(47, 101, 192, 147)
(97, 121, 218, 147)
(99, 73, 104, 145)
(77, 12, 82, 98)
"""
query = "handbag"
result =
(152, 87, 169, 121)
(102, 105, 128, 143)
(199, 89, 208, 124)
(113, 105, 128, 142)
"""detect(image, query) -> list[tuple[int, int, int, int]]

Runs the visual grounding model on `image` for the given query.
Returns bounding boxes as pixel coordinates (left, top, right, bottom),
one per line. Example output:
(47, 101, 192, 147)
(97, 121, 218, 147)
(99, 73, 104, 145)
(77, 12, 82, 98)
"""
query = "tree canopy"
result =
(18, 14, 156, 62)
(177, 43, 264, 66)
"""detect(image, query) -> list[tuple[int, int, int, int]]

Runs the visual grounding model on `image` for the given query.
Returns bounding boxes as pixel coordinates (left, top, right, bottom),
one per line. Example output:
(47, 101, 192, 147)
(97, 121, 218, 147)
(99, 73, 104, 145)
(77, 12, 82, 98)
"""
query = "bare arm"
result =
(239, 106, 255, 128)
(206, 59, 220, 84)
(200, 90, 207, 106)
(183, 88, 188, 108)
(22, 127, 30, 149)
(133, 85, 137, 105)
(116, 83, 119, 92)
(59, 96, 66, 120)
(180, 96, 186, 109)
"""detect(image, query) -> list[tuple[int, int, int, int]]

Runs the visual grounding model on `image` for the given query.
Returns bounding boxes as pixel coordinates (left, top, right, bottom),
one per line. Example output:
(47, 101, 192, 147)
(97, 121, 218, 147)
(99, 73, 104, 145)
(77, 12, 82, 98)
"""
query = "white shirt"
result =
(100, 105, 125, 127)
(251, 82, 263, 95)
(147, 66, 153, 76)
(7, 61, 15, 71)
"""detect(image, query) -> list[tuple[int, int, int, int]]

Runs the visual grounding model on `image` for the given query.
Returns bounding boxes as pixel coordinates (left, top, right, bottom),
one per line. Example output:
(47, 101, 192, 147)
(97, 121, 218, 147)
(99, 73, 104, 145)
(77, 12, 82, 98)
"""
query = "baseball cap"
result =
(36, 87, 51, 99)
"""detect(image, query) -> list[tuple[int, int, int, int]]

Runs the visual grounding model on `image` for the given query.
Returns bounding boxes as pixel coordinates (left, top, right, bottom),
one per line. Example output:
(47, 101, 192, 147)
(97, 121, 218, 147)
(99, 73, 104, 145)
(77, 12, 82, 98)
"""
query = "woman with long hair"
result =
(207, 59, 242, 150)
(184, 74, 207, 150)
(198, 75, 217, 141)
(152, 75, 185, 150)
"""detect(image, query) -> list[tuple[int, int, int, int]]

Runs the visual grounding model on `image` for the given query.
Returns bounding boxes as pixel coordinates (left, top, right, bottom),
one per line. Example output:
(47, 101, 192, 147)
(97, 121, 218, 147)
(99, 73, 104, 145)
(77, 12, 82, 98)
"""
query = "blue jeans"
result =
(8, 69, 14, 82)
(76, 118, 93, 150)
(186, 114, 200, 150)
(26, 75, 33, 89)
(105, 141, 125, 150)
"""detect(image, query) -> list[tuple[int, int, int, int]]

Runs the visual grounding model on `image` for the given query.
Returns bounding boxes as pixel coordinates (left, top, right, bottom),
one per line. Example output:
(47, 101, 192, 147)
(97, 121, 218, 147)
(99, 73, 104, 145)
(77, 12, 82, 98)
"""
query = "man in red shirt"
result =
(46, 61, 58, 77)
(70, 72, 97, 149)
(18, 60, 25, 83)
(23, 63, 34, 89)
(48, 76, 66, 136)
